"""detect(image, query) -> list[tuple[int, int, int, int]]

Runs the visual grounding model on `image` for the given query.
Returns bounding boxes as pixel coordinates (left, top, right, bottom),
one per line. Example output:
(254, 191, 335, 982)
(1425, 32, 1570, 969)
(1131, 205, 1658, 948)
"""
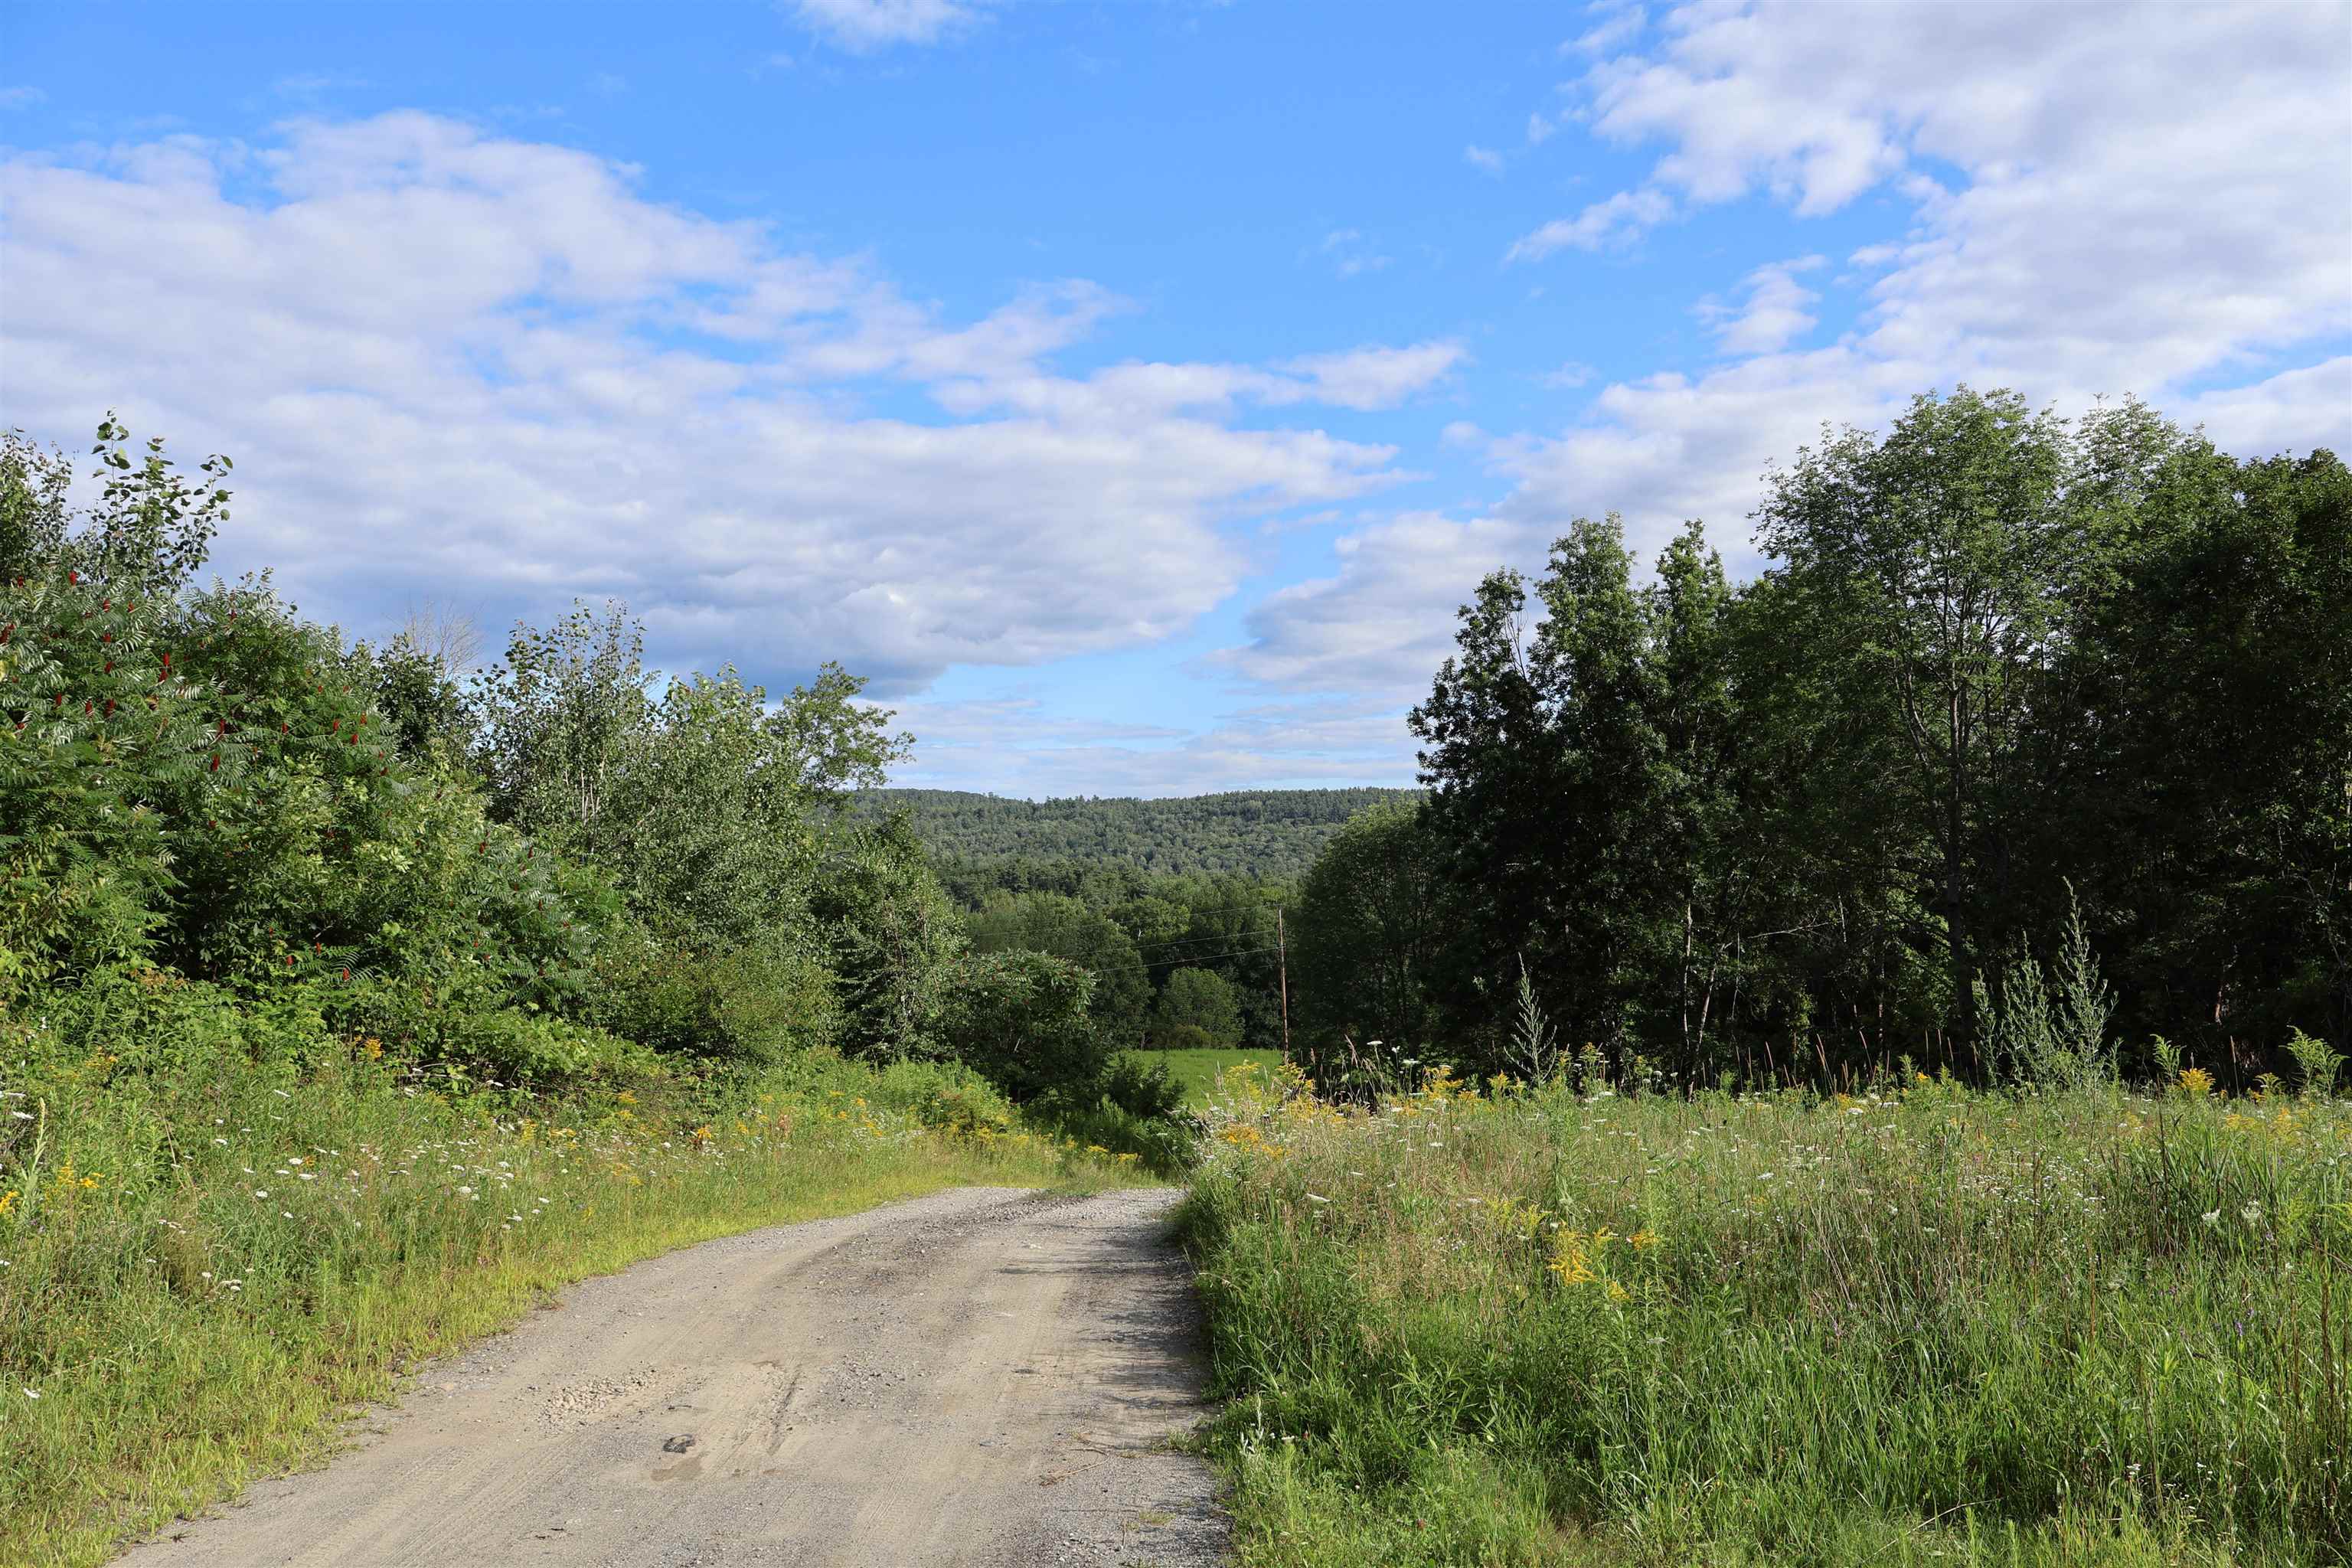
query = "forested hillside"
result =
(854, 786, 1413, 878)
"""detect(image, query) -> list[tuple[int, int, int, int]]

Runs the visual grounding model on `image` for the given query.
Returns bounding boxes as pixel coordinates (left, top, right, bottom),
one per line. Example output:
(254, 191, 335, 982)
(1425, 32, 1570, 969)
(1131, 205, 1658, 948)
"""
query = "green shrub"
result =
(1155, 1021, 1219, 1052)
(1102, 1051, 1183, 1120)
(436, 1008, 659, 1087)
(873, 1058, 1017, 1134)
(589, 929, 838, 1067)
(939, 948, 1109, 1105)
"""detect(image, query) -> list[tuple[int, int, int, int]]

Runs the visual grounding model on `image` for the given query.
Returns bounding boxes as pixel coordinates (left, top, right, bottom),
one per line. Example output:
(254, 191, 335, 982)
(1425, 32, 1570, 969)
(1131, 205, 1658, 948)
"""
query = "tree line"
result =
(1291, 388, 2348, 1092)
(856, 786, 1413, 879)
(934, 856, 1289, 1054)
(0, 420, 1172, 1126)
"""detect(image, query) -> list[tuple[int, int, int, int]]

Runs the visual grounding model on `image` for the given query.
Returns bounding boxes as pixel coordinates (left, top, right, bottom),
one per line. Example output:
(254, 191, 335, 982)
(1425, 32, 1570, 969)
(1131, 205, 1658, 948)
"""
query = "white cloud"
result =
(884, 694, 1416, 795)
(1570, 5, 1647, 56)
(1223, 510, 1537, 697)
(1700, 256, 1824, 356)
(0, 87, 47, 111)
(926, 339, 1462, 423)
(1319, 227, 1392, 279)
(1, 113, 1410, 695)
(1243, 2, 2350, 704)
(1505, 187, 1673, 260)
(1465, 144, 1504, 175)
(789, 0, 986, 50)
(1279, 341, 1467, 410)
(2174, 358, 2352, 460)
(1525, 111, 1558, 145)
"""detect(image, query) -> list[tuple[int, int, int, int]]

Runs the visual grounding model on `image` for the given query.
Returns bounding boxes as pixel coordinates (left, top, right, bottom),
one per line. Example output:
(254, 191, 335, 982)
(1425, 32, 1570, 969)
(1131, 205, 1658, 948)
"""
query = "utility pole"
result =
(1276, 906, 1291, 1061)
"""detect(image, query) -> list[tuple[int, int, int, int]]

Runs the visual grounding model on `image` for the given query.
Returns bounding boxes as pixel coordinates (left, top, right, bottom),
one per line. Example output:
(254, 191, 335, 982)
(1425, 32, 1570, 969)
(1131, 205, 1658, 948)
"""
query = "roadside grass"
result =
(1134, 1047, 1286, 1109)
(1179, 1062, 2352, 1567)
(0, 1043, 1143, 1568)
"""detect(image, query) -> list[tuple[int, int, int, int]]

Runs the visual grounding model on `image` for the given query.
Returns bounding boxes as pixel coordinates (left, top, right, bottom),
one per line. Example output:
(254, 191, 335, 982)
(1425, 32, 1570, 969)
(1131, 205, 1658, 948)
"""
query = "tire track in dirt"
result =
(120, 1187, 1227, 1567)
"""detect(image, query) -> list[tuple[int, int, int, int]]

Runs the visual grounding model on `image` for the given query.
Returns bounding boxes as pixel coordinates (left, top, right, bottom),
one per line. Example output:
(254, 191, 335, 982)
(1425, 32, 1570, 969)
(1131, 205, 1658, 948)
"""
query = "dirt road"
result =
(122, 1187, 1228, 1568)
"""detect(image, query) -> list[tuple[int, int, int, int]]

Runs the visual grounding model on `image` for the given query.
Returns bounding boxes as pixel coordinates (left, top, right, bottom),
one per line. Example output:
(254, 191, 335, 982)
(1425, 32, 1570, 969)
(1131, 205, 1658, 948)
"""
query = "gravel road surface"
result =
(121, 1187, 1228, 1567)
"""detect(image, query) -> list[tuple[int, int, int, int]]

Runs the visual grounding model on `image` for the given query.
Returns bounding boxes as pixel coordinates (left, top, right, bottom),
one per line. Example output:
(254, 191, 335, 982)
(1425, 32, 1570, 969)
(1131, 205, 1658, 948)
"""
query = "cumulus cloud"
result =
(1241, 1, 2350, 703)
(2175, 358, 2352, 460)
(1700, 256, 1824, 356)
(1, 113, 1417, 695)
(1464, 143, 1504, 175)
(1221, 511, 1537, 697)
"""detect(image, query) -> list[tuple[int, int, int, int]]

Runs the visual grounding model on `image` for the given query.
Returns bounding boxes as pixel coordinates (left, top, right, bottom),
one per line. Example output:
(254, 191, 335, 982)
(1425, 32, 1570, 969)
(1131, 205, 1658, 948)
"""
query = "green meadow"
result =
(1180, 1060, 2351, 1567)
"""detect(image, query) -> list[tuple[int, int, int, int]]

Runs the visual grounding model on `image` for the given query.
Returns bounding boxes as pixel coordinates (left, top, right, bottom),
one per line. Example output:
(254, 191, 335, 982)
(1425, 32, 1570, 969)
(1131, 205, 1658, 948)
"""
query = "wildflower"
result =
(1627, 1228, 1661, 1251)
(2202, 1210, 2220, 1227)
(2178, 1067, 2215, 1096)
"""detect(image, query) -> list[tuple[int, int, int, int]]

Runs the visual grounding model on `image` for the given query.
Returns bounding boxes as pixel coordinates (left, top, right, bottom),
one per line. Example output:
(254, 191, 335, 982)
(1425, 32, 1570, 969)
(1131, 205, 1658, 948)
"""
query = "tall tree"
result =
(1413, 516, 1671, 1063)
(1756, 388, 2074, 1057)
(1644, 521, 1746, 1073)
(1292, 800, 1452, 1065)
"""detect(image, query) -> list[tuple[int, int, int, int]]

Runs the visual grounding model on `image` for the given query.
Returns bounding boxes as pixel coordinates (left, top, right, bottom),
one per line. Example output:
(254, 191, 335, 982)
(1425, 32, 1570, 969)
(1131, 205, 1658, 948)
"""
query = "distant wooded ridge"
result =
(853, 786, 1419, 879)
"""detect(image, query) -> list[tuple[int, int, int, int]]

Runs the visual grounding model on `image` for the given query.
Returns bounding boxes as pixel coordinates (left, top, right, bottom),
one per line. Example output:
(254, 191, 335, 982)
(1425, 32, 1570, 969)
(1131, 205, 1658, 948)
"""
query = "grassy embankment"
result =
(0, 1043, 1145, 1568)
(1181, 1061, 2350, 1567)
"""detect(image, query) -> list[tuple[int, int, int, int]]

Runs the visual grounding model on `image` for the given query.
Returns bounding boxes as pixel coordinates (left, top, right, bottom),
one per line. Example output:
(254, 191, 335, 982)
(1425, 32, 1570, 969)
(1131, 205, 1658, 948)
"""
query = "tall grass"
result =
(1180, 1062, 2352, 1566)
(0, 1035, 1136, 1568)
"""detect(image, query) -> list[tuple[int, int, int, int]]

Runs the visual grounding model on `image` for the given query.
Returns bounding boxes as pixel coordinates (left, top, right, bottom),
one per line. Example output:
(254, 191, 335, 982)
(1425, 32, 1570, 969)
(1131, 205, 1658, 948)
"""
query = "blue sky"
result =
(4, 0, 2347, 795)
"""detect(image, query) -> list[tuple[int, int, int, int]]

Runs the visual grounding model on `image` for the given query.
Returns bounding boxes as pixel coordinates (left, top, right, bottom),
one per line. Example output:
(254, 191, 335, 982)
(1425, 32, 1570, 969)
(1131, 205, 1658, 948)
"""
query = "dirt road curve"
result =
(122, 1187, 1228, 1568)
